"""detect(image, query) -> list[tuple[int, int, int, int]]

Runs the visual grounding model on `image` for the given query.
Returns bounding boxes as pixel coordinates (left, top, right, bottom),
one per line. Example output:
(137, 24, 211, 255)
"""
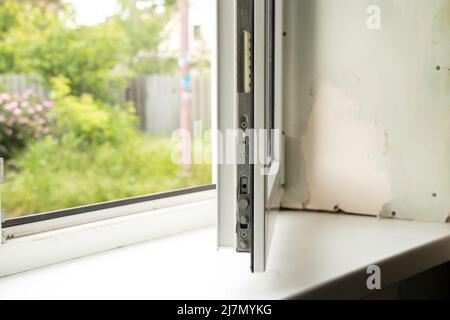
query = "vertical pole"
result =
(179, 0, 192, 167)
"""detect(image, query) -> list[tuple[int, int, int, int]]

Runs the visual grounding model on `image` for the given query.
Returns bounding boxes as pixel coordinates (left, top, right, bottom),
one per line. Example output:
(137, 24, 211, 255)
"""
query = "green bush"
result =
(3, 135, 212, 218)
(0, 0, 182, 103)
(2, 77, 212, 218)
(50, 76, 138, 147)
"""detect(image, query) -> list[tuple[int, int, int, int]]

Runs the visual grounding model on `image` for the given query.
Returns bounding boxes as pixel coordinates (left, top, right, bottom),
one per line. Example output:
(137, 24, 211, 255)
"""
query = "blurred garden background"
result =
(0, 0, 213, 218)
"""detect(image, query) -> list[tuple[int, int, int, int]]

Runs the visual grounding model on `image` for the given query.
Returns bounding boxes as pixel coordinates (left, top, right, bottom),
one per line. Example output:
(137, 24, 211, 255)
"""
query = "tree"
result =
(0, 0, 179, 103)
(0, 0, 132, 103)
(114, 0, 178, 74)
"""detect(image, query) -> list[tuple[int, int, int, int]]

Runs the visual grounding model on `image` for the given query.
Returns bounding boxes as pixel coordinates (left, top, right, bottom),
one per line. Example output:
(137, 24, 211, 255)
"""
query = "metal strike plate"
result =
(236, 0, 254, 254)
(243, 31, 252, 93)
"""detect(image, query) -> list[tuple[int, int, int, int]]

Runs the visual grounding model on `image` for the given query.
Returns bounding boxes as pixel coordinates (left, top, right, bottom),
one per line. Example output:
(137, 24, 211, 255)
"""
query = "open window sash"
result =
(217, 0, 284, 273)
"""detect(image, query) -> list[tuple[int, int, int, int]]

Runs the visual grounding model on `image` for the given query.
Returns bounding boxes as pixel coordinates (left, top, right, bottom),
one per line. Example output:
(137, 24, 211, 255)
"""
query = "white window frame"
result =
(0, 0, 220, 278)
(0, 192, 216, 278)
(2, 186, 216, 239)
(216, 0, 237, 249)
(216, 0, 284, 273)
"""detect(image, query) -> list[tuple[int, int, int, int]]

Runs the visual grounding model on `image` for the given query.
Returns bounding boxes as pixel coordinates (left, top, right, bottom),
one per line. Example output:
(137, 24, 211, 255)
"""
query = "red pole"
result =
(178, 0, 191, 168)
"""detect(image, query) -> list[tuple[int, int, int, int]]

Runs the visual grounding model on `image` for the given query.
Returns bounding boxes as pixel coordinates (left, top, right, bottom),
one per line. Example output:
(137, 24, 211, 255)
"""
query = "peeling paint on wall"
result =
(302, 75, 392, 214)
(282, 0, 450, 222)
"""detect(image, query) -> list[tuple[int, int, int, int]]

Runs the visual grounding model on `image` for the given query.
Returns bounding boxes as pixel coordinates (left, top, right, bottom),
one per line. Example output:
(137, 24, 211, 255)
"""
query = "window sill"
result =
(0, 190, 216, 278)
(0, 211, 449, 299)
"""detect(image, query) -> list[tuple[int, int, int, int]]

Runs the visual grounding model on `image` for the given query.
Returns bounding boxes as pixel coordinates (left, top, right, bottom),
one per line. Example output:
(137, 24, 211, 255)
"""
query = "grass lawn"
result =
(2, 135, 212, 218)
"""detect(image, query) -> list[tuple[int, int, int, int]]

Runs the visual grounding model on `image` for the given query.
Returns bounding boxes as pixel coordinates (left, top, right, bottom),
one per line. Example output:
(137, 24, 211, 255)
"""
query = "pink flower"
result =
(0, 115, 4, 123)
(4, 102, 17, 111)
(35, 104, 43, 112)
(19, 118, 30, 125)
(27, 107, 35, 114)
(42, 127, 50, 134)
(21, 90, 32, 100)
(43, 100, 54, 109)
(20, 101, 30, 109)
(5, 128, 13, 136)
(0, 93, 11, 101)
(13, 108, 22, 116)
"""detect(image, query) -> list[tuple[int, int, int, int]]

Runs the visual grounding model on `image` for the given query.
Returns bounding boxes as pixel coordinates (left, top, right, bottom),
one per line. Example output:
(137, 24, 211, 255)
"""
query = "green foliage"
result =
(0, 0, 213, 218)
(0, 0, 180, 99)
(2, 76, 211, 217)
(115, 0, 178, 74)
(0, 1, 20, 71)
(3, 135, 211, 217)
(50, 76, 138, 147)
(0, 0, 132, 103)
(0, 0, 19, 38)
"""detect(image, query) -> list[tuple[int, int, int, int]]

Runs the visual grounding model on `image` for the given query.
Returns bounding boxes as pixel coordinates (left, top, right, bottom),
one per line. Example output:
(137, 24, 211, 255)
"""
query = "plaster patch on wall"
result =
(301, 74, 392, 214)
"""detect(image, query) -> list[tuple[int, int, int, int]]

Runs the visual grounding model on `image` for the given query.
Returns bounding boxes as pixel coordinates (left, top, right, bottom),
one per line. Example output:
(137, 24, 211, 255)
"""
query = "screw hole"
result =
(436, 65, 441, 71)
(391, 211, 397, 217)
(432, 193, 437, 198)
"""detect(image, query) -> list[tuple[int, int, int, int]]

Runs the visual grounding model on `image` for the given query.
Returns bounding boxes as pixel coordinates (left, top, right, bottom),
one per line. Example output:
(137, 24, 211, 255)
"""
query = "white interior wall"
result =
(282, 0, 450, 222)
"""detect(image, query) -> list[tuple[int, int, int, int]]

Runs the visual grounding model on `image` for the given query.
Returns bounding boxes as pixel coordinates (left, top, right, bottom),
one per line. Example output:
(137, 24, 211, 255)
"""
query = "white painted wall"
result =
(282, 0, 450, 222)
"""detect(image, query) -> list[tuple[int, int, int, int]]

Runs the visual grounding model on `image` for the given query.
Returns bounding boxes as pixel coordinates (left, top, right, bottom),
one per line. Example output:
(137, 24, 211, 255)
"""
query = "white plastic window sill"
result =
(0, 211, 449, 300)
(0, 193, 216, 278)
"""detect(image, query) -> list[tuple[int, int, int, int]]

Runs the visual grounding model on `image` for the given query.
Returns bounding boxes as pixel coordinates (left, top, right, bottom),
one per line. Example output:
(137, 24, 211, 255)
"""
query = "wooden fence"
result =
(0, 74, 211, 135)
(0, 74, 47, 99)
(126, 75, 211, 134)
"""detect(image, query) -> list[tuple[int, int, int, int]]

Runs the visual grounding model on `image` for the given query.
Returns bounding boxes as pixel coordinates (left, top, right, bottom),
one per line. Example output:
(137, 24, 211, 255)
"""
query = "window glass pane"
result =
(0, 0, 213, 219)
